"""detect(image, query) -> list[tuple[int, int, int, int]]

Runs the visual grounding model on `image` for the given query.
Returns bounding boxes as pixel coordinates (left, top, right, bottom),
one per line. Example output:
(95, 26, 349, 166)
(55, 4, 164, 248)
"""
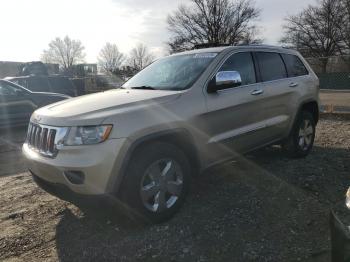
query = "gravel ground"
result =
(0, 116, 349, 262)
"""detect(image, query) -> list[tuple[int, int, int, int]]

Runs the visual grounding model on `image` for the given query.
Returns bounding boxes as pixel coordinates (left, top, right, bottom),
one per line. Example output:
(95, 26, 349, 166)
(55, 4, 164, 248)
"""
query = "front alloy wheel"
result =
(121, 142, 190, 223)
(140, 159, 183, 213)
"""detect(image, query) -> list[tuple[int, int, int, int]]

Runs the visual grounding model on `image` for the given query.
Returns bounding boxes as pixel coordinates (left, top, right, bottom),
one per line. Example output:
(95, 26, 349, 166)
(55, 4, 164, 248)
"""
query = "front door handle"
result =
(289, 82, 298, 88)
(251, 89, 264, 96)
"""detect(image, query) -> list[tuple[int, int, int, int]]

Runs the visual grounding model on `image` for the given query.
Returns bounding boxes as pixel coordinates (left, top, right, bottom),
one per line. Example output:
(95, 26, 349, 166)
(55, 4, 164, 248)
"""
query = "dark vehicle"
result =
(0, 79, 69, 127)
(5, 75, 77, 97)
(331, 188, 350, 261)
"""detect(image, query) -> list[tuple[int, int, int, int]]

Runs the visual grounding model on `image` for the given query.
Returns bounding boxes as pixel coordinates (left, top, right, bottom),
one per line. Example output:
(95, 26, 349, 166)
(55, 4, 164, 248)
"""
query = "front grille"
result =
(26, 123, 59, 158)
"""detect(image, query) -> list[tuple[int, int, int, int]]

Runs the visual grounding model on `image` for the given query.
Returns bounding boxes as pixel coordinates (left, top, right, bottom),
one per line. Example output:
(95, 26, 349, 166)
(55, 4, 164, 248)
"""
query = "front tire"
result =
(283, 111, 316, 158)
(120, 142, 190, 223)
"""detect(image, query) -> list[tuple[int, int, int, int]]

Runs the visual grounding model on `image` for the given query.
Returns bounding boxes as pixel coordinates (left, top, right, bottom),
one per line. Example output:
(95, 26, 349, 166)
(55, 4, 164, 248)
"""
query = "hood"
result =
(32, 89, 182, 126)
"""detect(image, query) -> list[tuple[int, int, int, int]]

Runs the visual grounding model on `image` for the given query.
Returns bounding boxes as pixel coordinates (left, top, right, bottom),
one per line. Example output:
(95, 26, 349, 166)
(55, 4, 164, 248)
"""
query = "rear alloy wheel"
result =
(297, 119, 314, 151)
(283, 111, 316, 158)
(121, 142, 190, 223)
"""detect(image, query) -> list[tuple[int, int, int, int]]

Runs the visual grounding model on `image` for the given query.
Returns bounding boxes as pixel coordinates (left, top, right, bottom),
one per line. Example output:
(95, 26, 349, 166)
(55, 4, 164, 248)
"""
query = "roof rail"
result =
(236, 44, 285, 48)
(193, 43, 285, 50)
(193, 43, 231, 49)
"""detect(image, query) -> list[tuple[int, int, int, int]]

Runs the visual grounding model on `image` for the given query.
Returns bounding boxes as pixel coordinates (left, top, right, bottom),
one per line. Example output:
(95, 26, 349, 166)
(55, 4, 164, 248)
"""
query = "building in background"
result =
(0, 61, 59, 78)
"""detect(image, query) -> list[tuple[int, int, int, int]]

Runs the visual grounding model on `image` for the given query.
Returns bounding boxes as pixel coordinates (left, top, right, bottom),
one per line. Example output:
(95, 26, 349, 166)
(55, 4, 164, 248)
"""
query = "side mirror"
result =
(207, 71, 242, 93)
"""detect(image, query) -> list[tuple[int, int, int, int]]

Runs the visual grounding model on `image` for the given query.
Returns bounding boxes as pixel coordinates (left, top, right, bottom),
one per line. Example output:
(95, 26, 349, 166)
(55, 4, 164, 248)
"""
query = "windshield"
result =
(122, 53, 217, 90)
(0, 80, 29, 94)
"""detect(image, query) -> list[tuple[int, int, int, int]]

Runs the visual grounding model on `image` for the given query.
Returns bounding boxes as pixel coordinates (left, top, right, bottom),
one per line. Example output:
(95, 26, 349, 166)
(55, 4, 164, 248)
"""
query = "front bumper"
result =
(31, 172, 109, 204)
(22, 138, 128, 195)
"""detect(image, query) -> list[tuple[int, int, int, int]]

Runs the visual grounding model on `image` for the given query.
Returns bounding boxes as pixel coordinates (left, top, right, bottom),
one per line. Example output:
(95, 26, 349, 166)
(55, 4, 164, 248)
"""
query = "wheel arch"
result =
(109, 129, 201, 195)
(300, 100, 319, 124)
(287, 99, 319, 139)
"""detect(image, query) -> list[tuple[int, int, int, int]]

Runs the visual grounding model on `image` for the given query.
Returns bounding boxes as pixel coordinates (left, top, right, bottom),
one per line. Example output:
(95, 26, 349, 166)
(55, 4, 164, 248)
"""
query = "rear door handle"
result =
(251, 89, 264, 96)
(289, 82, 298, 88)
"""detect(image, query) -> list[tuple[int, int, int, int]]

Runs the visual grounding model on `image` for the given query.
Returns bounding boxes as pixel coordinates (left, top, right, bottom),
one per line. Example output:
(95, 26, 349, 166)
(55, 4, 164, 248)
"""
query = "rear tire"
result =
(283, 111, 316, 158)
(120, 142, 190, 223)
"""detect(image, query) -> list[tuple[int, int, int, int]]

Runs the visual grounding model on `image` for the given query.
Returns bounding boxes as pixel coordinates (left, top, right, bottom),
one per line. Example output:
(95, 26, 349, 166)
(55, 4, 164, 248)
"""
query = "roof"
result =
(172, 44, 296, 56)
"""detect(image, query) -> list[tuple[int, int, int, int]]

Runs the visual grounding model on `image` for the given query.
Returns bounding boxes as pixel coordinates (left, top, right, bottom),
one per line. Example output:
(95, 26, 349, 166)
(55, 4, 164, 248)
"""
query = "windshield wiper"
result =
(131, 85, 156, 90)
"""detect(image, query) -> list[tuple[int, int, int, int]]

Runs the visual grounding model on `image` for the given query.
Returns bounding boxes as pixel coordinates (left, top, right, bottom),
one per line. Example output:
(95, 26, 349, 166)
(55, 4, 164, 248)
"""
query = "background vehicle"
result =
(5, 75, 77, 97)
(0, 79, 69, 127)
(331, 187, 350, 261)
(23, 45, 320, 223)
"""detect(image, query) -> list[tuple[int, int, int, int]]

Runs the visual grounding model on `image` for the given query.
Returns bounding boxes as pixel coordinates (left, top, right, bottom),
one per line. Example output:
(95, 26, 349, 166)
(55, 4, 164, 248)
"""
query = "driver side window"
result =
(219, 52, 256, 86)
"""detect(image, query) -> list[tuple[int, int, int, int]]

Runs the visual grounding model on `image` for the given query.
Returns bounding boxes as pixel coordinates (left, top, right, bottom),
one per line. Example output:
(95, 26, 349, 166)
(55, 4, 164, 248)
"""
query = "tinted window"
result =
(18, 80, 27, 88)
(10, 79, 26, 88)
(49, 77, 74, 95)
(219, 52, 256, 86)
(256, 52, 287, 82)
(28, 78, 50, 92)
(49, 78, 69, 91)
(282, 54, 308, 77)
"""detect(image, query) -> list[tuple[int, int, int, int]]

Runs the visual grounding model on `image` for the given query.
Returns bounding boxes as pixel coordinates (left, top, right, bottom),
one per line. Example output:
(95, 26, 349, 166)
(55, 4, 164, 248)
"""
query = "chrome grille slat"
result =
(30, 125, 36, 145)
(40, 128, 48, 152)
(35, 126, 42, 149)
(48, 129, 56, 153)
(26, 123, 59, 158)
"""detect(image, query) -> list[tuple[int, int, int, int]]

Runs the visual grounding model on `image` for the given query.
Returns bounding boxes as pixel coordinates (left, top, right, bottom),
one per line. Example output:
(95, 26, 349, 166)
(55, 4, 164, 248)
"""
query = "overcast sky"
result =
(0, 0, 315, 63)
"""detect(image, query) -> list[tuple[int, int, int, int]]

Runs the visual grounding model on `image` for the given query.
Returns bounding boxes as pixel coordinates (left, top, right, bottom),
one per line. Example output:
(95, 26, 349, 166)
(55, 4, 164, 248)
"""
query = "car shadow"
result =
(53, 145, 348, 261)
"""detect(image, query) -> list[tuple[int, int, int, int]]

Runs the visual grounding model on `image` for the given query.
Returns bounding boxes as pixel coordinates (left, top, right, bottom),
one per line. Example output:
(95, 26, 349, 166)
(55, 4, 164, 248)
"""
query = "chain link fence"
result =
(306, 55, 350, 90)
(306, 55, 350, 113)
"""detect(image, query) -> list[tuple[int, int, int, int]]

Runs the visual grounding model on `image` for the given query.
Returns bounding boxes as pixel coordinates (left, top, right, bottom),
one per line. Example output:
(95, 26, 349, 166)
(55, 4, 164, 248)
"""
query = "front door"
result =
(202, 51, 269, 162)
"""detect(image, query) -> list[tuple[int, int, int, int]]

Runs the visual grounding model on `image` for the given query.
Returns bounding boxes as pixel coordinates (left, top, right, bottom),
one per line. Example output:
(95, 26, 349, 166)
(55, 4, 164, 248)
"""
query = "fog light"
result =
(64, 171, 85, 185)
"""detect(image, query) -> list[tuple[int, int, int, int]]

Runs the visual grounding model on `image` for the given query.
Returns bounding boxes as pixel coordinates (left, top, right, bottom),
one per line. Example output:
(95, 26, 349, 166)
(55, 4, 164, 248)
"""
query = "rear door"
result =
(253, 51, 299, 141)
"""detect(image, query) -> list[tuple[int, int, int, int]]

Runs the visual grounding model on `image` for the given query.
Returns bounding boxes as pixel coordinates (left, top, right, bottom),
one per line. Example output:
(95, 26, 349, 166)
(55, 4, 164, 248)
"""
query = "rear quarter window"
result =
(255, 52, 287, 82)
(282, 54, 309, 77)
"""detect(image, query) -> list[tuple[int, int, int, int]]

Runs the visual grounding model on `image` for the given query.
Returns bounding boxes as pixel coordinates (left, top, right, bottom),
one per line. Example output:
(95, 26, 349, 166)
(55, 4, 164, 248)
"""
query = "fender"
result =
(106, 128, 200, 195)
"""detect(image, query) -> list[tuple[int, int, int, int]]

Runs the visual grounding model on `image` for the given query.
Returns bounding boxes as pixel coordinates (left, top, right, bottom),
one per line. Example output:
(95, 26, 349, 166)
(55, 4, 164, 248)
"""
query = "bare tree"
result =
(332, 0, 350, 69)
(167, 0, 261, 52)
(281, 0, 344, 73)
(128, 43, 155, 71)
(98, 43, 125, 74)
(41, 36, 85, 71)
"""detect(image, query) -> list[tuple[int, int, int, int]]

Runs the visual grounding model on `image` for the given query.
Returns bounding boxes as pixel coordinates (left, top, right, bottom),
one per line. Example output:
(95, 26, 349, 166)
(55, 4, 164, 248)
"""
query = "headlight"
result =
(64, 125, 113, 146)
(346, 188, 350, 209)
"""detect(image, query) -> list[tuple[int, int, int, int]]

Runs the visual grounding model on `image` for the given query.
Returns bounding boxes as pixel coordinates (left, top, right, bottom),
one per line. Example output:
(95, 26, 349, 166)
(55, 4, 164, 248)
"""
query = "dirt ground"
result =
(320, 90, 350, 112)
(0, 116, 349, 262)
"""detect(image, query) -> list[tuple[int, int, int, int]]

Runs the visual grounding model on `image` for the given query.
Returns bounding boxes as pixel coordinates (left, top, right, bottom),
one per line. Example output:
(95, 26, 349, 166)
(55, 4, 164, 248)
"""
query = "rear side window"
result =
(219, 52, 256, 86)
(28, 78, 50, 92)
(49, 78, 70, 91)
(255, 52, 287, 82)
(282, 54, 308, 77)
(49, 78, 75, 96)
